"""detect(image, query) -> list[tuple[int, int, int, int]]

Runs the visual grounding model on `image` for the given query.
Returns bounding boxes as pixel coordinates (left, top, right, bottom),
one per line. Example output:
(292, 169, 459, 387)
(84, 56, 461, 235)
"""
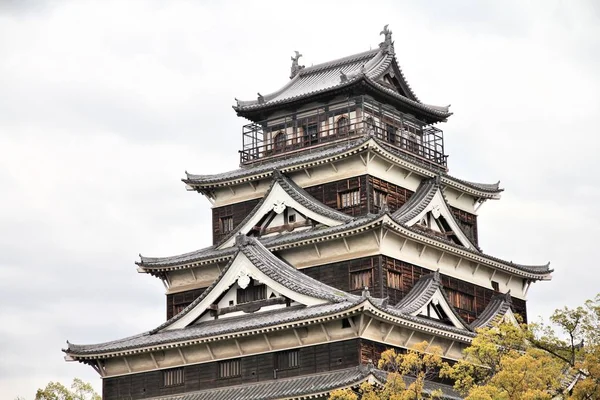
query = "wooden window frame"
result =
(373, 189, 388, 209)
(387, 269, 402, 290)
(220, 216, 234, 234)
(161, 367, 184, 387)
(275, 349, 300, 370)
(350, 269, 372, 291)
(338, 189, 360, 209)
(236, 283, 267, 304)
(218, 359, 241, 379)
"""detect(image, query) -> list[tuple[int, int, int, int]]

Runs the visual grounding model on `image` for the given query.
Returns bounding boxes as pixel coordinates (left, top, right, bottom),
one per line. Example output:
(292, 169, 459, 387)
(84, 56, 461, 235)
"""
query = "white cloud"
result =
(1, 1, 599, 398)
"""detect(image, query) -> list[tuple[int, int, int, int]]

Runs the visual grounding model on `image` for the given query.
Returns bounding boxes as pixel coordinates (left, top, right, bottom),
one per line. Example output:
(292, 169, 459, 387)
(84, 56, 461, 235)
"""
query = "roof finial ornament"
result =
(257, 93, 264, 104)
(379, 24, 394, 52)
(362, 286, 370, 298)
(290, 51, 305, 79)
(340, 71, 348, 83)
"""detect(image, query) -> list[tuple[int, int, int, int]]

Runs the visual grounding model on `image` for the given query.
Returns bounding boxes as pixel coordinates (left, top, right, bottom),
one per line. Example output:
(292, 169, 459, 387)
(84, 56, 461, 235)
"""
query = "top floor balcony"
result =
(240, 97, 447, 169)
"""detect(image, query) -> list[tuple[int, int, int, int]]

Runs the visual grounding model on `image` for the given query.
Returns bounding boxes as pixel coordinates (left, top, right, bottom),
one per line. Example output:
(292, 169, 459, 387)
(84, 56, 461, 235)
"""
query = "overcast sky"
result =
(1, 0, 599, 398)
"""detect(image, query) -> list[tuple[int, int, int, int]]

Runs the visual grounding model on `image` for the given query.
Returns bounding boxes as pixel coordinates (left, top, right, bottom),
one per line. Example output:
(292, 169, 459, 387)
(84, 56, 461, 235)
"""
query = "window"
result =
(273, 131, 286, 152)
(386, 123, 396, 144)
(336, 116, 349, 136)
(218, 359, 241, 378)
(303, 123, 318, 145)
(446, 289, 474, 312)
(237, 283, 267, 304)
(288, 213, 296, 224)
(220, 216, 234, 233)
(341, 318, 352, 329)
(276, 350, 300, 370)
(373, 189, 387, 209)
(387, 270, 402, 290)
(350, 269, 372, 290)
(162, 367, 184, 387)
(339, 189, 360, 209)
(492, 281, 499, 292)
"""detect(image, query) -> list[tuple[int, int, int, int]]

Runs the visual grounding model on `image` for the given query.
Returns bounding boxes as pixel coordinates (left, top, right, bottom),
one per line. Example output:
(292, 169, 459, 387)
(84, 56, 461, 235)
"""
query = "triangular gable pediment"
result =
(372, 56, 419, 102)
(218, 173, 351, 249)
(394, 180, 478, 250)
(164, 238, 355, 331)
(412, 289, 468, 330)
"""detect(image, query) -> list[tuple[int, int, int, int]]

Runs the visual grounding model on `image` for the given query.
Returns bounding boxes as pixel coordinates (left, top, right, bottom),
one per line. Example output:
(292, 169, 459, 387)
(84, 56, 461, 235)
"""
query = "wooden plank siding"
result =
(102, 340, 361, 400)
(166, 288, 207, 320)
(211, 199, 261, 245)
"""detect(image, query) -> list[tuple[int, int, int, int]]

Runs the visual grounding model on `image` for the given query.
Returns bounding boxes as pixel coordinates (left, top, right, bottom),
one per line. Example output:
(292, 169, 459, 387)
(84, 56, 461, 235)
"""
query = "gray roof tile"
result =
(469, 291, 513, 330)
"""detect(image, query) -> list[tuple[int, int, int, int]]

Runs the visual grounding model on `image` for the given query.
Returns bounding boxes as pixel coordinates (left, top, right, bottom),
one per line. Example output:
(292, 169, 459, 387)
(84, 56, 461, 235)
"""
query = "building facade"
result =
(64, 26, 552, 400)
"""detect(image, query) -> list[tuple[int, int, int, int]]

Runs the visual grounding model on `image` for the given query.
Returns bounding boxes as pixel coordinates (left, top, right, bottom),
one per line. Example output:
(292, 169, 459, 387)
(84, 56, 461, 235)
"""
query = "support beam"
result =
(404, 330, 415, 346)
(123, 357, 132, 373)
(507, 275, 513, 286)
(96, 361, 106, 377)
(160, 278, 169, 290)
(383, 325, 394, 342)
(399, 238, 408, 252)
(419, 244, 427, 258)
(372, 230, 380, 246)
(293, 328, 303, 346)
(386, 163, 395, 172)
(445, 341, 455, 356)
(437, 252, 445, 265)
(263, 334, 273, 351)
(524, 280, 532, 296)
(368, 152, 376, 163)
(304, 168, 312, 179)
(490, 269, 497, 281)
(205, 343, 215, 360)
(455, 258, 463, 270)
(149, 352, 159, 368)
(343, 237, 351, 252)
(472, 263, 480, 276)
(228, 186, 236, 196)
(248, 181, 258, 191)
(320, 324, 331, 341)
(359, 154, 367, 166)
(330, 162, 338, 173)
(314, 243, 321, 258)
(190, 267, 197, 282)
(360, 317, 373, 336)
(234, 339, 243, 356)
(178, 348, 187, 364)
(425, 336, 436, 351)
(404, 170, 413, 179)
(456, 192, 464, 200)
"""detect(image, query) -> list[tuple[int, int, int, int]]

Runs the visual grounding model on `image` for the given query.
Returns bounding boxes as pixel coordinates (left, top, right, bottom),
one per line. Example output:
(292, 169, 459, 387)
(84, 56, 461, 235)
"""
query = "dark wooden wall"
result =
(210, 175, 478, 246)
(212, 199, 260, 245)
(166, 288, 207, 320)
(301, 255, 527, 324)
(103, 339, 360, 400)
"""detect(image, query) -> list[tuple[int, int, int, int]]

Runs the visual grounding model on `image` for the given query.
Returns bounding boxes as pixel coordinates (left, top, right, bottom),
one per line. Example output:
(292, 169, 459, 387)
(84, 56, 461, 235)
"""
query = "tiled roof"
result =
(66, 302, 358, 356)
(138, 212, 551, 279)
(143, 366, 463, 400)
(216, 170, 353, 247)
(233, 39, 451, 120)
(469, 291, 513, 330)
(392, 177, 439, 224)
(183, 136, 503, 199)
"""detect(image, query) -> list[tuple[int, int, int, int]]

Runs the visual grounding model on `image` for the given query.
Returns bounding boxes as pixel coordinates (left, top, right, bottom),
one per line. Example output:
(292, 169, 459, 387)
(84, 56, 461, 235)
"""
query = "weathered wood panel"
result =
(166, 288, 206, 320)
(212, 199, 261, 245)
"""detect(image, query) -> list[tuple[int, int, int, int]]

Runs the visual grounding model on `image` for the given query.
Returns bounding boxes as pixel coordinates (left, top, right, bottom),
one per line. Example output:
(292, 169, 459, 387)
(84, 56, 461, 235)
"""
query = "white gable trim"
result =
(218, 182, 344, 249)
(404, 189, 475, 250)
(164, 252, 328, 331)
(412, 290, 468, 330)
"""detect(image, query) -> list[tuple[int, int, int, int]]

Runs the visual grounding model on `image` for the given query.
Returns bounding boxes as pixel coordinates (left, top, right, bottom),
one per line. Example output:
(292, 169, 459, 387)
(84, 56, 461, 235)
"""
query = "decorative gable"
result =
(163, 237, 356, 331)
(393, 178, 478, 250)
(218, 172, 352, 249)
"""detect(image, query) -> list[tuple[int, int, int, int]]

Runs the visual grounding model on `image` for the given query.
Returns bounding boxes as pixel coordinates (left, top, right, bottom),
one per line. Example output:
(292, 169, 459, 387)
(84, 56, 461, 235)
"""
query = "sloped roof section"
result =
(393, 270, 471, 331)
(233, 26, 451, 121)
(217, 170, 353, 248)
(470, 291, 514, 330)
(184, 136, 503, 200)
(392, 176, 480, 251)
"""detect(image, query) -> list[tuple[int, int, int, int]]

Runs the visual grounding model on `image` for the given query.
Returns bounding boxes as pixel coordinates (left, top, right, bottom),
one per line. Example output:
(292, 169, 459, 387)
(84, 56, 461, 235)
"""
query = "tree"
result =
(33, 378, 100, 400)
(330, 341, 448, 400)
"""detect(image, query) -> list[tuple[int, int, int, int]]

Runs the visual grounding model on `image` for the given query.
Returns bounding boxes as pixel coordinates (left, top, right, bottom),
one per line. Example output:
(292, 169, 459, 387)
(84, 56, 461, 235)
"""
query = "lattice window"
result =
(218, 359, 241, 378)
(339, 189, 360, 209)
(237, 283, 267, 304)
(336, 116, 349, 136)
(220, 216, 234, 233)
(387, 270, 402, 290)
(492, 281, 499, 292)
(273, 131, 286, 152)
(446, 289, 474, 312)
(276, 350, 300, 370)
(373, 189, 388, 209)
(350, 269, 372, 290)
(162, 367, 184, 387)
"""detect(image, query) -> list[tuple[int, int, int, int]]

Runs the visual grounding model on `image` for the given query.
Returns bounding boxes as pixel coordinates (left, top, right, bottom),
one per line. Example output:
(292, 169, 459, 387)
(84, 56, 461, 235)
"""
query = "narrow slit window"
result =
(276, 350, 300, 370)
(387, 270, 402, 290)
(373, 189, 388, 209)
(218, 359, 241, 378)
(162, 367, 184, 387)
(237, 283, 267, 304)
(220, 216, 234, 233)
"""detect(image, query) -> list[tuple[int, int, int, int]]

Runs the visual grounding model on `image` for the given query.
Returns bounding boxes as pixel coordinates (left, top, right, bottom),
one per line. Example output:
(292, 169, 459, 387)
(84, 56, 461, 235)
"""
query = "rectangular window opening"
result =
(220, 216, 234, 233)
(237, 283, 267, 304)
(492, 281, 499, 292)
(276, 350, 300, 370)
(350, 269, 372, 290)
(373, 189, 388, 209)
(339, 189, 360, 209)
(387, 270, 402, 290)
(218, 359, 241, 378)
(162, 367, 184, 387)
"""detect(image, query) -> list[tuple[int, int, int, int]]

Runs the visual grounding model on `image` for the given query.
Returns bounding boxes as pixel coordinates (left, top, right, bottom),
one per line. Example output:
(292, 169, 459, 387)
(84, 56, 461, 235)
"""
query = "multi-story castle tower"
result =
(64, 27, 552, 400)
